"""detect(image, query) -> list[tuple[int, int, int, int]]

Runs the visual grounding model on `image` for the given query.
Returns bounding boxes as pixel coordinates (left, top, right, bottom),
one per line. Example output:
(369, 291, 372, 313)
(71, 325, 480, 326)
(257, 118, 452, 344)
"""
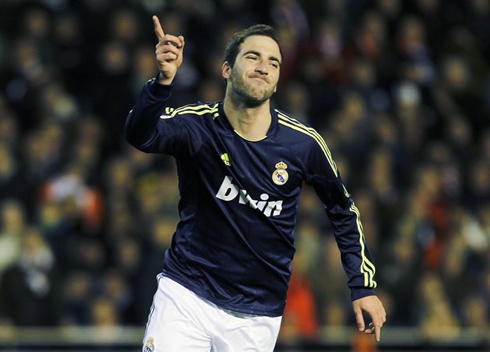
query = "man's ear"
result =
(222, 61, 231, 80)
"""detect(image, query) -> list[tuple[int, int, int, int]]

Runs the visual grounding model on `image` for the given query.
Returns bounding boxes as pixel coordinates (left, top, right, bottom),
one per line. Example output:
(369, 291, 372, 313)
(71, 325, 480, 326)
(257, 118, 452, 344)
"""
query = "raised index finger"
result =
(152, 15, 164, 42)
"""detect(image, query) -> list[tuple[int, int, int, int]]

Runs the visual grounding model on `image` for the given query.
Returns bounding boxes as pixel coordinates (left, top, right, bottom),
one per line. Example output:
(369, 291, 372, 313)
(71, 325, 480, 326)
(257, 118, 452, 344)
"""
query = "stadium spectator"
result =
(0, 225, 60, 326)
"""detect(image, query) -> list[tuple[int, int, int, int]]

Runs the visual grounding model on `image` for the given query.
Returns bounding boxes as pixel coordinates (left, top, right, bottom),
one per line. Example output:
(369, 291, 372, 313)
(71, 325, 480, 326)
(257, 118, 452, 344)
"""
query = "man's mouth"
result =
(251, 76, 268, 83)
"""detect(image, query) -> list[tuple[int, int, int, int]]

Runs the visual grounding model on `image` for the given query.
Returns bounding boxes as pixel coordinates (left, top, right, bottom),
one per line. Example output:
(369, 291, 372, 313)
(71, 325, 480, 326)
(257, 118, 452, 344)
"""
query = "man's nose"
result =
(256, 61, 269, 74)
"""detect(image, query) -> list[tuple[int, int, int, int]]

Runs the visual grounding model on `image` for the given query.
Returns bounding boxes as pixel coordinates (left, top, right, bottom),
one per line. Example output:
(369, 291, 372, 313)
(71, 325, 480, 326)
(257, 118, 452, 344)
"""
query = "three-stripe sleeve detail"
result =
(350, 204, 377, 288)
(276, 110, 376, 289)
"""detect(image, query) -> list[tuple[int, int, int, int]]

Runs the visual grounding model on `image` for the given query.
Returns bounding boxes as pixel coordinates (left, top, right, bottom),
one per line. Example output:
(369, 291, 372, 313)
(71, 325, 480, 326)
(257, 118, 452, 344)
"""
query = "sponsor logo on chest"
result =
(216, 176, 283, 217)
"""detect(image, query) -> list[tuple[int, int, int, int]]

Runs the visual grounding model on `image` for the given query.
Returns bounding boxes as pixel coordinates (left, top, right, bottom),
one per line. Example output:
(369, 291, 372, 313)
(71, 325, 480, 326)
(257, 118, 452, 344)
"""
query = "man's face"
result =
(223, 35, 282, 106)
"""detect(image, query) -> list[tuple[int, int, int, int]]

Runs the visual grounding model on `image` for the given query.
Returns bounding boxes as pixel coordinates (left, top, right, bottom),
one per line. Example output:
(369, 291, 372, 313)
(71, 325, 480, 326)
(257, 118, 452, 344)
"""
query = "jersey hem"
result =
(159, 271, 284, 317)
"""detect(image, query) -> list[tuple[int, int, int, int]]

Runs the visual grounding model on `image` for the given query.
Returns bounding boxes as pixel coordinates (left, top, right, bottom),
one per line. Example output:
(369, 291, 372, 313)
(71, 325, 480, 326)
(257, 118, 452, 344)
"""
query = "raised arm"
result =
(124, 17, 186, 151)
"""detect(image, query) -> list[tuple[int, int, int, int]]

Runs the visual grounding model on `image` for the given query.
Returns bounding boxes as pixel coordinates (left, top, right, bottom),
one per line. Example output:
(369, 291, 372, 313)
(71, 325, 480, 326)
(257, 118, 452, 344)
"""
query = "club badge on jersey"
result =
(144, 337, 155, 352)
(272, 161, 288, 186)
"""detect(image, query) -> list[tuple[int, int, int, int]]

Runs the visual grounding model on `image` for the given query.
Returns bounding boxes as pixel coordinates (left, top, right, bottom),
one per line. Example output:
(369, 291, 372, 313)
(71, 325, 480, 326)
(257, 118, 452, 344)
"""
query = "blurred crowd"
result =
(0, 0, 490, 345)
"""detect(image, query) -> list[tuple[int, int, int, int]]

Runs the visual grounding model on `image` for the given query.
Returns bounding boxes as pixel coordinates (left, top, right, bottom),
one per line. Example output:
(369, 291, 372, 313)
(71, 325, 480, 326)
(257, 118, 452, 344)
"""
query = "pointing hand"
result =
(152, 15, 185, 85)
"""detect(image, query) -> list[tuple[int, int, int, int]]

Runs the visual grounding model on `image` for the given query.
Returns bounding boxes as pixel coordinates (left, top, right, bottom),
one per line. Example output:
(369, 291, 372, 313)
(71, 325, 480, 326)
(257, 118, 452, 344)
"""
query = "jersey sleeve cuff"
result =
(147, 76, 174, 96)
(350, 287, 376, 301)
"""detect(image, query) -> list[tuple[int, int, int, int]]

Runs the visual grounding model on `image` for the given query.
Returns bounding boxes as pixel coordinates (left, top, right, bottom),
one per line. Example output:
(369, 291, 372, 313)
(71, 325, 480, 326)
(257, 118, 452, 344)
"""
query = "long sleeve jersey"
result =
(125, 79, 377, 317)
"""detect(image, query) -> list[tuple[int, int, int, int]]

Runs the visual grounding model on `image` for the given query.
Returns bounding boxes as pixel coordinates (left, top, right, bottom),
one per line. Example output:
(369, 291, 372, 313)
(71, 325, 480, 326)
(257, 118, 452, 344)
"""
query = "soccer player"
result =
(125, 16, 386, 352)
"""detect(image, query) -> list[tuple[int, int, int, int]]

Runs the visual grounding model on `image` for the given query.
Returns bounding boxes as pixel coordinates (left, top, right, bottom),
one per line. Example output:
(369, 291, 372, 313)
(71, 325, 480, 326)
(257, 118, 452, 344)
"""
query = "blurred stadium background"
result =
(0, 0, 490, 351)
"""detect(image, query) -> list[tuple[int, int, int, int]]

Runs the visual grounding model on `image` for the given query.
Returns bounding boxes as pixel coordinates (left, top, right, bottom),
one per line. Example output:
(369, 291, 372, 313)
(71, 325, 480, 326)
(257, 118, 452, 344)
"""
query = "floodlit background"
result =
(0, 0, 490, 351)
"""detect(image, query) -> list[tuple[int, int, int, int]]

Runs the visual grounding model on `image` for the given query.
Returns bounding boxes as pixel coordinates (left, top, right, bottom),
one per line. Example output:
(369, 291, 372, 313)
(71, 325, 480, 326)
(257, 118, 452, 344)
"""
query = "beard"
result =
(228, 71, 276, 107)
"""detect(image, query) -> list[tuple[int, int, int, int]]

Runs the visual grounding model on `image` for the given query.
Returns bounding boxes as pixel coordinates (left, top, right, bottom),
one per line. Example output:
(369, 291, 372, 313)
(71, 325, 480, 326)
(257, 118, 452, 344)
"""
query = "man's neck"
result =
(223, 97, 272, 141)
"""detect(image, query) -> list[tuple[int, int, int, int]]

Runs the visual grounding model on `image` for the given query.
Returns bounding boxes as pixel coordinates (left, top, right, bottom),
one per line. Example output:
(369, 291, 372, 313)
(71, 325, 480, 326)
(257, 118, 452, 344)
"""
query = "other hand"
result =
(352, 295, 386, 342)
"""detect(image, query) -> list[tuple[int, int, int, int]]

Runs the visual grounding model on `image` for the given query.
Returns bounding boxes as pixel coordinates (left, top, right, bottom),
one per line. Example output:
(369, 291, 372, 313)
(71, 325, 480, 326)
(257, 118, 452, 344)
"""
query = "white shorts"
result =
(142, 274, 282, 352)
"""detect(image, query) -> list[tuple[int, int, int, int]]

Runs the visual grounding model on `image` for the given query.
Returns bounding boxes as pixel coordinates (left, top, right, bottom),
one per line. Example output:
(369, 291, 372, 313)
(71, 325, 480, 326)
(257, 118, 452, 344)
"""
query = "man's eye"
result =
(247, 55, 258, 60)
(270, 62, 279, 69)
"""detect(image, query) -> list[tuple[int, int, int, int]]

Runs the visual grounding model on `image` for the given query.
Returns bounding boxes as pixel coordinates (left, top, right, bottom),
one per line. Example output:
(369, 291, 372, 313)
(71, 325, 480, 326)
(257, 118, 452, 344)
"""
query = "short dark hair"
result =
(223, 24, 283, 67)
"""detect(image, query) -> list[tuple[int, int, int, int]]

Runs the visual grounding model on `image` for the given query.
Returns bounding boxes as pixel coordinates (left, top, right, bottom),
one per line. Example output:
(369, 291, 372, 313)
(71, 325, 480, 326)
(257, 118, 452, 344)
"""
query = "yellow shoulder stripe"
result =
(350, 204, 377, 288)
(173, 103, 205, 113)
(276, 111, 338, 176)
(171, 103, 219, 117)
(171, 108, 218, 117)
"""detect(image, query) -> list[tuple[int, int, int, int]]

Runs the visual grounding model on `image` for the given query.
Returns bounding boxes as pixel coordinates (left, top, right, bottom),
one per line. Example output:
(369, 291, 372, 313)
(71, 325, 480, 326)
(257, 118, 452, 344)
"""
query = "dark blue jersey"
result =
(125, 79, 377, 317)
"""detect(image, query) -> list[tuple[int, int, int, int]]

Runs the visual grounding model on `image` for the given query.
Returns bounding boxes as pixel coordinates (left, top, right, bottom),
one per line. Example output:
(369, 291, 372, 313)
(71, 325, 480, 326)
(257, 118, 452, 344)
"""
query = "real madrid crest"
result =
(144, 337, 155, 352)
(272, 161, 289, 186)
